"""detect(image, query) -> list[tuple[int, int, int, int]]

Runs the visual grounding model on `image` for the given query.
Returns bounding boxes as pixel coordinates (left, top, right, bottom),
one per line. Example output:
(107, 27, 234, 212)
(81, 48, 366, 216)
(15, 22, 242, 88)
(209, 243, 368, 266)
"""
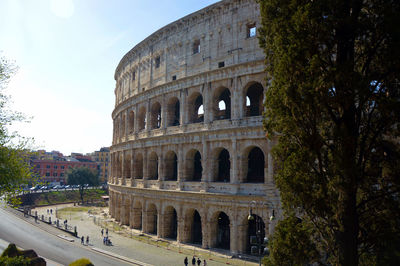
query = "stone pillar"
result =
(178, 144, 184, 187)
(130, 150, 135, 184)
(231, 138, 238, 184)
(121, 152, 126, 185)
(146, 100, 151, 131)
(142, 200, 148, 232)
(157, 207, 162, 238)
(124, 109, 129, 139)
(181, 89, 187, 125)
(109, 191, 114, 216)
(177, 216, 185, 243)
(203, 82, 210, 124)
(230, 219, 239, 255)
(143, 150, 149, 180)
(120, 195, 125, 224)
(232, 76, 240, 121)
(161, 95, 167, 129)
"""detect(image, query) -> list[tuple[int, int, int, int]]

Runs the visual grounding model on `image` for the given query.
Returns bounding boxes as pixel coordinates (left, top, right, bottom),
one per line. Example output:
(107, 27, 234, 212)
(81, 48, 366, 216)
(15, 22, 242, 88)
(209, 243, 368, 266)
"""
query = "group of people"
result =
(184, 256, 206, 266)
(101, 228, 112, 245)
(46, 209, 53, 215)
(81, 235, 89, 245)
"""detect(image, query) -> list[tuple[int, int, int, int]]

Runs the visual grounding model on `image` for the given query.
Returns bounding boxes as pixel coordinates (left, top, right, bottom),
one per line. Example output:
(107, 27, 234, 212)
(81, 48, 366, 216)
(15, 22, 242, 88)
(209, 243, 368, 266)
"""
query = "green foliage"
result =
(68, 258, 94, 266)
(66, 167, 99, 203)
(0, 256, 31, 266)
(259, 0, 400, 265)
(0, 54, 34, 200)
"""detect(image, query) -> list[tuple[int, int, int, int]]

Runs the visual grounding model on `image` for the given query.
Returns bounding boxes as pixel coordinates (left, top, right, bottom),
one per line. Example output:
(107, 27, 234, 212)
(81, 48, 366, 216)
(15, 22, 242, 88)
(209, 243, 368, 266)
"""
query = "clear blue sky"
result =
(0, 0, 219, 155)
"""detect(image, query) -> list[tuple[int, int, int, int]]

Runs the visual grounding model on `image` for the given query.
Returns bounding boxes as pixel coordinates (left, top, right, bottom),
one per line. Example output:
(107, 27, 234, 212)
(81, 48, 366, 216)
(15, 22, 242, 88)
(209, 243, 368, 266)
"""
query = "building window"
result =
(46, 165, 50, 169)
(61, 165, 65, 169)
(54, 165, 58, 169)
(53, 173, 57, 177)
(193, 39, 200, 54)
(218, 61, 225, 68)
(60, 173, 64, 177)
(46, 172, 50, 177)
(172, 75, 177, 81)
(247, 23, 256, 38)
(132, 71, 136, 81)
(155, 56, 160, 68)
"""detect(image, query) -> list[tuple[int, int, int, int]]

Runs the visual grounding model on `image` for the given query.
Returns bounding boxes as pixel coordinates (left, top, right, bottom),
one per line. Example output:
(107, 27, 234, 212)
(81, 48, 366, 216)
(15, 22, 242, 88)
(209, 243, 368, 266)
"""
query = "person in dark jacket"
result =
(192, 256, 196, 265)
(184, 257, 188, 266)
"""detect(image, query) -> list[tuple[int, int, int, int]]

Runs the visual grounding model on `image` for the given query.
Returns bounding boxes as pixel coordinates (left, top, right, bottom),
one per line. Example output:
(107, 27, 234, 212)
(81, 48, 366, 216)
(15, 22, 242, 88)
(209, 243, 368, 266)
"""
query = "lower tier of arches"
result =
(109, 185, 278, 255)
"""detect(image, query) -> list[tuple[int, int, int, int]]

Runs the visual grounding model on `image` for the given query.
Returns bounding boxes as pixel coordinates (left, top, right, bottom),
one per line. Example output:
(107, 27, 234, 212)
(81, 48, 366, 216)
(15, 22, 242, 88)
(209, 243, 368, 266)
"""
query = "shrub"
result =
(69, 258, 94, 266)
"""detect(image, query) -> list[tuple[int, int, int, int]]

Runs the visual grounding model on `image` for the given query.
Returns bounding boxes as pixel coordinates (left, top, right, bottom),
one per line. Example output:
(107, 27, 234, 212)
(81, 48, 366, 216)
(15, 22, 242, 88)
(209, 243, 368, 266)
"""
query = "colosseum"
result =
(109, 0, 280, 256)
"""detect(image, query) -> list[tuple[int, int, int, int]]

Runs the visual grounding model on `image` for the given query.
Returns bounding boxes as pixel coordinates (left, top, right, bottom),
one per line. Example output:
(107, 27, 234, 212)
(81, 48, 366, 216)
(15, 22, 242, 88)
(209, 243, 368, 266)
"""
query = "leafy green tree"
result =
(258, 0, 400, 265)
(0, 54, 33, 202)
(66, 167, 99, 203)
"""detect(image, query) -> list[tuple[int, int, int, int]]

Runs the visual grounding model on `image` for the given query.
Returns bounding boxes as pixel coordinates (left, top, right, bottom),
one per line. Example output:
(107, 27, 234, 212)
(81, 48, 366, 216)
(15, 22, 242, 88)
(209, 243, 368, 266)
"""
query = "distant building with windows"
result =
(87, 147, 110, 184)
(31, 151, 97, 185)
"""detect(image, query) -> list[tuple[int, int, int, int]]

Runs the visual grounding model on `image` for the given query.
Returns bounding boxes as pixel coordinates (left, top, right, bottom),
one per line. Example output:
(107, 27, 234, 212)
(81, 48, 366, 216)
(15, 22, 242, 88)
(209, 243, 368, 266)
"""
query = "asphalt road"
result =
(0, 204, 136, 266)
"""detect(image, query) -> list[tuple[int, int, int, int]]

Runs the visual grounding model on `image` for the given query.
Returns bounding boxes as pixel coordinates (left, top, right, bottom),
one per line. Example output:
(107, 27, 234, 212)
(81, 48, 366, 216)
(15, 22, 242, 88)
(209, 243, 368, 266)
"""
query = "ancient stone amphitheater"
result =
(109, 0, 280, 256)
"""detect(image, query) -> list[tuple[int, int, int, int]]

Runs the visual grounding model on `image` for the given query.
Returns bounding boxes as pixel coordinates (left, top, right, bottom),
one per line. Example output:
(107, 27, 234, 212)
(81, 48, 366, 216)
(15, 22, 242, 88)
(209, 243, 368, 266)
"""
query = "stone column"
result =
(130, 150, 135, 185)
(230, 219, 239, 255)
(143, 150, 149, 180)
(203, 82, 210, 124)
(181, 89, 187, 125)
(145, 99, 151, 131)
(231, 138, 238, 184)
(178, 144, 184, 189)
(121, 152, 126, 185)
(157, 207, 162, 238)
(161, 95, 167, 129)
(142, 200, 148, 232)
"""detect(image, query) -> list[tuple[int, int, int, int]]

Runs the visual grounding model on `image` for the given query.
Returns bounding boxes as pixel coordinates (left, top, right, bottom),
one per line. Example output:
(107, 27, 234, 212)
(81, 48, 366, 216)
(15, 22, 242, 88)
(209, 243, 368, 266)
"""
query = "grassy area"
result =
(19, 189, 107, 206)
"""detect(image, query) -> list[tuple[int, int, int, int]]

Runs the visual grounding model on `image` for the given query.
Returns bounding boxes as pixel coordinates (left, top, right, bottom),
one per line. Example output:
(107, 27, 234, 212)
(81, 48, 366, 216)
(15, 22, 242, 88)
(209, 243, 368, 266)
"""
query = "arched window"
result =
(217, 149, 230, 182)
(165, 151, 178, 181)
(150, 102, 161, 129)
(215, 88, 231, 120)
(188, 93, 204, 123)
(138, 107, 146, 131)
(245, 83, 264, 116)
(246, 147, 265, 183)
(167, 97, 180, 126)
(128, 111, 135, 133)
(148, 152, 158, 180)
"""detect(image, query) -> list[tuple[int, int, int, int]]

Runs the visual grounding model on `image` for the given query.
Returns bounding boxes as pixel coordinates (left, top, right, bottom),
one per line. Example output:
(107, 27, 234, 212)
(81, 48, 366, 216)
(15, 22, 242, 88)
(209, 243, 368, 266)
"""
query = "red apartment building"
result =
(32, 156, 98, 185)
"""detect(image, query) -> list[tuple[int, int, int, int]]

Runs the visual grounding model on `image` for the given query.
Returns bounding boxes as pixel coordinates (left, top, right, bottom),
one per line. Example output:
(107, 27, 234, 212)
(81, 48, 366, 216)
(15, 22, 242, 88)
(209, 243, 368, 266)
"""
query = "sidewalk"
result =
(32, 204, 257, 266)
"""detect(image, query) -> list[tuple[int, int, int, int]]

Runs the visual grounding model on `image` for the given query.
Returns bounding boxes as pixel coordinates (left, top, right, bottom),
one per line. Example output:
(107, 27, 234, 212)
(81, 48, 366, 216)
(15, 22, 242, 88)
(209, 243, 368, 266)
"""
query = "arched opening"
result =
(188, 93, 204, 123)
(193, 151, 202, 181)
(134, 153, 143, 179)
(192, 210, 202, 244)
(124, 154, 131, 179)
(138, 107, 146, 131)
(164, 206, 177, 240)
(132, 201, 142, 230)
(122, 198, 130, 225)
(217, 149, 230, 182)
(215, 88, 231, 120)
(150, 102, 161, 129)
(165, 151, 178, 181)
(146, 203, 157, 235)
(245, 82, 264, 117)
(246, 147, 265, 183)
(217, 212, 230, 250)
(247, 214, 265, 255)
(128, 111, 135, 133)
(148, 152, 158, 180)
(167, 97, 180, 126)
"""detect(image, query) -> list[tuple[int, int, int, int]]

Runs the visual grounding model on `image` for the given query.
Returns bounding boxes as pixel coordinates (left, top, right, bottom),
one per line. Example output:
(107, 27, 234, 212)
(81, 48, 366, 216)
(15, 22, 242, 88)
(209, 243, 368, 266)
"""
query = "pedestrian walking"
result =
(47, 209, 49, 214)
(184, 257, 188, 266)
(197, 258, 201, 266)
(192, 256, 196, 265)
(86, 236, 89, 245)
(81, 236, 84, 244)
(101, 228, 104, 236)
(50, 209, 52, 215)
(106, 228, 108, 236)
(203, 259, 207, 266)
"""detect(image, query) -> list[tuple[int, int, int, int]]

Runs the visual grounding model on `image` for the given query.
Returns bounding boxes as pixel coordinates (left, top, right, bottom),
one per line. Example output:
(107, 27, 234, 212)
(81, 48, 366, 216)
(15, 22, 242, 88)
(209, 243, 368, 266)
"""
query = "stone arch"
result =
(138, 106, 146, 131)
(210, 211, 230, 249)
(167, 97, 180, 126)
(163, 205, 178, 240)
(164, 151, 178, 181)
(150, 102, 162, 129)
(134, 153, 143, 179)
(213, 87, 231, 120)
(244, 82, 264, 117)
(121, 196, 130, 225)
(128, 110, 135, 133)
(246, 214, 266, 255)
(211, 148, 231, 182)
(148, 151, 159, 180)
(113, 119, 119, 143)
(145, 203, 158, 235)
(116, 152, 122, 178)
(244, 146, 265, 183)
(185, 149, 202, 181)
(124, 153, 131, 179)
(188, 92, 204, 123)
(132, 200, 142, 230)
(183, 208, 202, 244)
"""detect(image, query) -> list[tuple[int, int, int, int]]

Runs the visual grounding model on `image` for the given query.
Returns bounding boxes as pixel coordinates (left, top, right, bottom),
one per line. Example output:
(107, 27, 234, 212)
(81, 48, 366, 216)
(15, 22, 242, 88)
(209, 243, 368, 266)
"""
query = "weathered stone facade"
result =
(109, 0, 280, 255)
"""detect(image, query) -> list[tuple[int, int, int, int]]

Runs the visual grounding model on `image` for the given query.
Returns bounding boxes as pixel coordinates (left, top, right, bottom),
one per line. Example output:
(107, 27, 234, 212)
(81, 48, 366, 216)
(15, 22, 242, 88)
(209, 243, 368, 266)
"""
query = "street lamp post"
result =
(248, 200, 275, 266)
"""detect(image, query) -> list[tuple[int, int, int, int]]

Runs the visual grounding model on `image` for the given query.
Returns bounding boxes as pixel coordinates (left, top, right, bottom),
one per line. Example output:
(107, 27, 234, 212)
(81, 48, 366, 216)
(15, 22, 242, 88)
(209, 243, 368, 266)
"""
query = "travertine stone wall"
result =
(109, 0, 280, 255)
